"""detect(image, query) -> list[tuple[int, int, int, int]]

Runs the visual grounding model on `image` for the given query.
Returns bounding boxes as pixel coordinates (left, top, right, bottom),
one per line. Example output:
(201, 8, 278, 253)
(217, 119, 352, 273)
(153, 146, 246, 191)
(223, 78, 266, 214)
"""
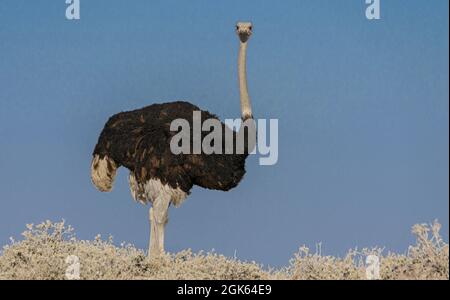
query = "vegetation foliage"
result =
(0, 220, 447, 280)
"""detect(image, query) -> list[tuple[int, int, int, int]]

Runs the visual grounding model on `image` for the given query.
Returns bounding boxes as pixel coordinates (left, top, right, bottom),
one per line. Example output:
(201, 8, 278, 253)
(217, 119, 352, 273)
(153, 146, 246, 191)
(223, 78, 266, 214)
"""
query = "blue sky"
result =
(0, 0, 448, 266)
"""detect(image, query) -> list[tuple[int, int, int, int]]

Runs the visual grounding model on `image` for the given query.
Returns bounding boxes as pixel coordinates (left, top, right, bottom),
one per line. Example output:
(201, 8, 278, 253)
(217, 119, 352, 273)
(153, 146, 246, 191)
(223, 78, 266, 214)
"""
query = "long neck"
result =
(238, 42, 252, 120)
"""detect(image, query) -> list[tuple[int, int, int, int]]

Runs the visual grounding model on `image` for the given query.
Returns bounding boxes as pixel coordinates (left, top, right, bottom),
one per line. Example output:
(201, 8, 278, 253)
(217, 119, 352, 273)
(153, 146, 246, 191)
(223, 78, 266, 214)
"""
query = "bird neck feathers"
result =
(239, 42, 253, 120)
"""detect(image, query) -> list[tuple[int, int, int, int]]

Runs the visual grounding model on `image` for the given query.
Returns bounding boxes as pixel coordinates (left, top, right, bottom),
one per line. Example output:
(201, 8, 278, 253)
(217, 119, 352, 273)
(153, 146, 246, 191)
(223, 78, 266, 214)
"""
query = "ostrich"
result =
(91, 22, 255, 257)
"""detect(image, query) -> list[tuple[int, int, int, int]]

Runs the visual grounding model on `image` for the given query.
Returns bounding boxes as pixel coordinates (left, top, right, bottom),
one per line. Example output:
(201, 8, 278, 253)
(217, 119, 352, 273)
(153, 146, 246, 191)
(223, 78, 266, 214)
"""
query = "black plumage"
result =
(92, 101, 249, 200)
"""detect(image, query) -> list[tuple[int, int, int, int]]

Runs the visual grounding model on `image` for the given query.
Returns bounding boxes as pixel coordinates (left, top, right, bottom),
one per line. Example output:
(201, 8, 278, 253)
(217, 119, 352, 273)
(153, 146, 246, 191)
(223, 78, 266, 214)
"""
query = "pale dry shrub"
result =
(140, 250, 267, 280)
(0, 220, 448, 280)
(287, 220, 448, 280)
(379, 220, 449, 280)
(0, 220, 265, 280)
(0, 221, 147, 280)
(288, 245, 365, 280)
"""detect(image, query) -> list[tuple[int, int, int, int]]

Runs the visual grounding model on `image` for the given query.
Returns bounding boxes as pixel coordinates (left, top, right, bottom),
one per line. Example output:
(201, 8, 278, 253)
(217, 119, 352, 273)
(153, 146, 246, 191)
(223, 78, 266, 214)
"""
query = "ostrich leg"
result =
(148, 194, 171, 257)
(148, 207, 158, 256)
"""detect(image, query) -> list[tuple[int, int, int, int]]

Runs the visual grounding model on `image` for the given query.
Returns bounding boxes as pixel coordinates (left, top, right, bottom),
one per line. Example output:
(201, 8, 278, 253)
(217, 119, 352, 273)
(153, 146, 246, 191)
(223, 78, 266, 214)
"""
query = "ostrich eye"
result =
(236, 26, 239, 31)
(249, 26, 252, 31)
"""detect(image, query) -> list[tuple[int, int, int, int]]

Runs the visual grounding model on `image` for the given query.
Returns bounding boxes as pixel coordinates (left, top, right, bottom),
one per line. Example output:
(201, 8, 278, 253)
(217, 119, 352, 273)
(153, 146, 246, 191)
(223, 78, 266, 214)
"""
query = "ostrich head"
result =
(236, 22, 253, 43)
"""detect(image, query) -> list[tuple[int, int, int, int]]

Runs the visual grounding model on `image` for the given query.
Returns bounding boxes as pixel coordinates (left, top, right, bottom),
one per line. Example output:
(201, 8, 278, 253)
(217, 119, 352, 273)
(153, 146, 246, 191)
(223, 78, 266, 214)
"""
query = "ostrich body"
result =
(91, 22, 254, 257)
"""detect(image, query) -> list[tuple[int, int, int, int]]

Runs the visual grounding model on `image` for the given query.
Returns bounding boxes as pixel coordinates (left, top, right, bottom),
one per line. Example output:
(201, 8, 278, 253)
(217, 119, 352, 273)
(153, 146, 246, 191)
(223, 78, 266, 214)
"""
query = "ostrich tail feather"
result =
(90, 154, 117, 192)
